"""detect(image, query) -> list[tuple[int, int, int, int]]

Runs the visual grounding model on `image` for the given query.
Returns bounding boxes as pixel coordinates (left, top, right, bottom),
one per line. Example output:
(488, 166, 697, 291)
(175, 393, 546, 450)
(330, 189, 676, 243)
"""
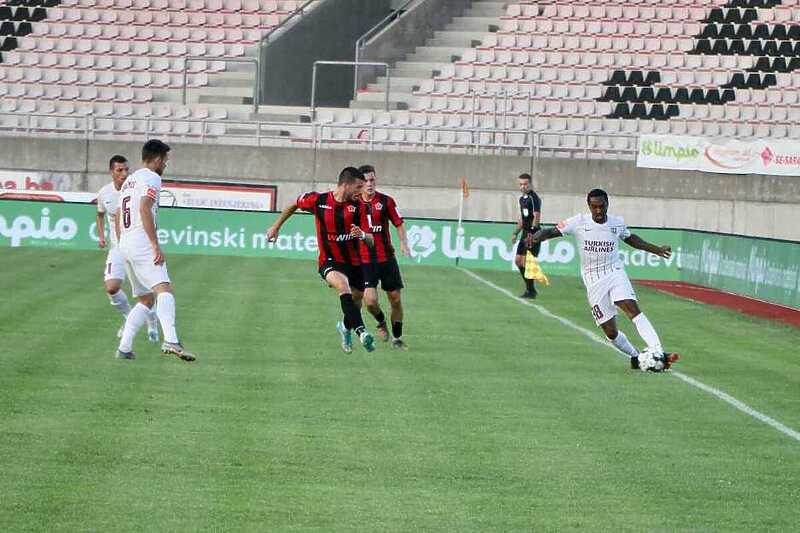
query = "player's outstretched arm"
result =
(624, 234, 671, 259)
(267, 204, 298, 241)
(530, 226, 562, 244)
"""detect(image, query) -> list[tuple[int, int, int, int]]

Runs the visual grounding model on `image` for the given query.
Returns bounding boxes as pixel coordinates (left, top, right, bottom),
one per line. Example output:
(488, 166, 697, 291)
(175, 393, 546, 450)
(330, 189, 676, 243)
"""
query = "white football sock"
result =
(632, 313, 662, 353)
(610, 330, 639, 357)
(118, 303, 149, 353)
(156, 292, 179, 344)
(109, 290, 131, 317)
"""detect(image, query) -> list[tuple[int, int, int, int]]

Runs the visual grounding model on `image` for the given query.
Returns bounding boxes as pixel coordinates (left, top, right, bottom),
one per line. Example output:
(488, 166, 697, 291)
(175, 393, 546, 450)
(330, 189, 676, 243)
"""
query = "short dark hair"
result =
(338, 166, 365, 185)
(142, 139, 170, 162)
(518, 173, 532, 182)
(587, 188, 609, 204)
(358, 164, 375, 175)
(109, 155, 127, 169)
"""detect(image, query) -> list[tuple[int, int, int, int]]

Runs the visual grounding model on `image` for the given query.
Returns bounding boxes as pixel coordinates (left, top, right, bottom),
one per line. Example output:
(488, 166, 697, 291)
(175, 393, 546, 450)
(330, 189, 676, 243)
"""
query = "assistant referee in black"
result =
(510, 173, 542, 298)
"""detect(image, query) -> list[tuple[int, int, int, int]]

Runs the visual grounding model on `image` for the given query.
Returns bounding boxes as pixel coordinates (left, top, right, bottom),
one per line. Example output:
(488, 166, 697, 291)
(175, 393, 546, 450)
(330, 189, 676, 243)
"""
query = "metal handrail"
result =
(311, 61, 391, 119)
(0, 110, 642, 158)
(353, 0, 417, 97)
(182, 57, 260, 114)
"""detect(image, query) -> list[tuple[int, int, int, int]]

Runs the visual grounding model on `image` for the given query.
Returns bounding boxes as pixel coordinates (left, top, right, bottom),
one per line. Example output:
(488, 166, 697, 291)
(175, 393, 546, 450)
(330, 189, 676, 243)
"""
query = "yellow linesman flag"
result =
(460, 177, 469, 198)
(524, 251, 550, 285)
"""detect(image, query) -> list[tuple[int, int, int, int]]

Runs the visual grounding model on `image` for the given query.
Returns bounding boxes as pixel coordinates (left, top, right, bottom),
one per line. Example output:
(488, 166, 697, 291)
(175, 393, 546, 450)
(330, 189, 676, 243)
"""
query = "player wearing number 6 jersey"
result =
(115, 140, 194, 362)
(529, 189, 679, 371)
(96, 154, 159, 342)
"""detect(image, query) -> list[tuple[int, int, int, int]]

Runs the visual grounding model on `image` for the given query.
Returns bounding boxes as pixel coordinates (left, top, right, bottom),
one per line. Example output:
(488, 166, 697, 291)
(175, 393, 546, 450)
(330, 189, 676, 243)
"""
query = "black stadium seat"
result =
(752, 25, 771, 39)
(638, 87, 655, 103)
(673, 88, 690, 104)
(0, 36, 17, 51)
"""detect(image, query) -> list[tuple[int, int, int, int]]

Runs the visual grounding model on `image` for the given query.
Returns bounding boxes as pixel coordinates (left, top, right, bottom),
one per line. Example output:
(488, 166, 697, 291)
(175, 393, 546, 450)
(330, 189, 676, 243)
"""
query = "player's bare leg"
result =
(105, 278, 131, 337)
(617, 299, 679, 370)
(152, 282, 195, 362)
(362, 287, 389, 341)
(387, 289, 407, 350)
(327, 272, 374, 353)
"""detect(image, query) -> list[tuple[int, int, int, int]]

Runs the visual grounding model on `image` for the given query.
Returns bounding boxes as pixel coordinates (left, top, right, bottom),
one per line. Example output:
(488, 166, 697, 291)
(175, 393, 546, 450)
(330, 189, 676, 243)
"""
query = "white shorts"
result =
(103, 247, 127, 282)
(120, 241, 171, 297)
(586, 271, 637, 326)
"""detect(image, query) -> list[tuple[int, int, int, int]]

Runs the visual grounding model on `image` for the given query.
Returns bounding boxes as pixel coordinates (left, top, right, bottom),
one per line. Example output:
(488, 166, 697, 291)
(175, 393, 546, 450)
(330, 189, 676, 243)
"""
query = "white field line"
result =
(460, 268, 800, 444)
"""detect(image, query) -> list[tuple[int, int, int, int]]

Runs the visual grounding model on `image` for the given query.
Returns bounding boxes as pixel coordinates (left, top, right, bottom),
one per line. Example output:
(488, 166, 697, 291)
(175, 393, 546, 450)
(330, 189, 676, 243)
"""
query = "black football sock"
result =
(391, 321, 403, 339)
(375, 310, 386, 327)
(343, 316, 352, 330)
(340, 294, 365, 333)
(518, 265, 534, 292)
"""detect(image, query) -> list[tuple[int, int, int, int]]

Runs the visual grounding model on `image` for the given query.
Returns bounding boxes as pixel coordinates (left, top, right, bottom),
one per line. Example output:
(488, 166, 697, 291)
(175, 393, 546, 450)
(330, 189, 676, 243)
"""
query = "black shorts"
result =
(516, 231, 541, 257)
(362, 257, 404, 292)
(319, 261, 365, 292)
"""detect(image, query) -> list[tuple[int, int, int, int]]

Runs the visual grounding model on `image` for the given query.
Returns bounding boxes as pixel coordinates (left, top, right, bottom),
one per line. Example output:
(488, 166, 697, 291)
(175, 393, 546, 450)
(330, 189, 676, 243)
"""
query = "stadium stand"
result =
(0, 0, 315, 138)
(334, 0, 800, 155)
(1, 0, 799, 155)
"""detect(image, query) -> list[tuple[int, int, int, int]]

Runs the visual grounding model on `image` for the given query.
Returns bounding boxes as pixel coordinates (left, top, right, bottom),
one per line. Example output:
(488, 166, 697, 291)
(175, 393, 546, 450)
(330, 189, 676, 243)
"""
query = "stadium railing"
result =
(0, 110, 640, 159)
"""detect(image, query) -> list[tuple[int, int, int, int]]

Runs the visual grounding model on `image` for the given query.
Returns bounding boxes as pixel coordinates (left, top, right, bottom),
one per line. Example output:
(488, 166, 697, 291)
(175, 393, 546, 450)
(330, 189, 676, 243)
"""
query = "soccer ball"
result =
(638, 348, 665, 372)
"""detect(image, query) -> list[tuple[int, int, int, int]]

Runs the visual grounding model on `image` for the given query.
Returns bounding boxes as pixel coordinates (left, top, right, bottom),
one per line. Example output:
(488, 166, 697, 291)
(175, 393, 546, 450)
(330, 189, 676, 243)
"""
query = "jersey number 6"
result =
(122, 197, 131, 229)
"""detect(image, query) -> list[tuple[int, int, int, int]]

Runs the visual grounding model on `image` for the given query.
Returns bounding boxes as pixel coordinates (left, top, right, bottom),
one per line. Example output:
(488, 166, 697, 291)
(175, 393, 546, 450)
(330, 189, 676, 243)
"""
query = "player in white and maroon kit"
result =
(530, 189, 679, 371)
(115, 140, 194, 362)
(96, 155, 159, 341)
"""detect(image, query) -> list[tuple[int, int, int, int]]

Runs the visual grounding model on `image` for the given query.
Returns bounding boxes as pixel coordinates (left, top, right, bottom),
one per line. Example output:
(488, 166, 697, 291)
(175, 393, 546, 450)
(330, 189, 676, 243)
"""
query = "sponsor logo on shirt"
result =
(583, 240, 616, 253)
(329, 233, 357, 242)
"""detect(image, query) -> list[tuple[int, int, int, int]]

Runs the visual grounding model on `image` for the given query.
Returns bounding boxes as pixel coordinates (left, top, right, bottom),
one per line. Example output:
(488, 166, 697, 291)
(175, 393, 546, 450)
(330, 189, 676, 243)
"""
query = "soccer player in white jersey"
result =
(114, 140, 195, 362)
(530, 189, 679, 371)
(96, 155, 159, 342)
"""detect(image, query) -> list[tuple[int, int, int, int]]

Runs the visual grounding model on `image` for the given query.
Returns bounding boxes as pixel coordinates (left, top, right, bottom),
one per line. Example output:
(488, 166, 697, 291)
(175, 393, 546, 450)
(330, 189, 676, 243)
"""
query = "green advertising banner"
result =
(1, 200, 797, 308)
(679, 231, 800, 309)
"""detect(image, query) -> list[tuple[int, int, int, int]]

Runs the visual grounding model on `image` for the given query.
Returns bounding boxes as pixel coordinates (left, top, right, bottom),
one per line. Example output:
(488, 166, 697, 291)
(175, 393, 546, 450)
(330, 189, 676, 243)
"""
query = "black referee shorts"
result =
(319, 260, 366, 292)
(362, 257, 404, 292)
(516, 230, 541, 257)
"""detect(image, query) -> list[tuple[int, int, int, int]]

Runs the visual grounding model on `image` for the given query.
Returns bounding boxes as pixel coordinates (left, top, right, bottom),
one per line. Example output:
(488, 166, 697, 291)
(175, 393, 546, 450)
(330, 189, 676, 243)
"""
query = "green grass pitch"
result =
(1, 248, 798, 532)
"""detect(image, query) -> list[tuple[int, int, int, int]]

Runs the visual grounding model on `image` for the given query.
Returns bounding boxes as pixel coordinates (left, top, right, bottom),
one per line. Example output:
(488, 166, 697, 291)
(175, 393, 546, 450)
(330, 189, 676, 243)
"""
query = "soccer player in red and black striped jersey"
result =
(357, 165, 410, 350)
(266, 167, 376, 353)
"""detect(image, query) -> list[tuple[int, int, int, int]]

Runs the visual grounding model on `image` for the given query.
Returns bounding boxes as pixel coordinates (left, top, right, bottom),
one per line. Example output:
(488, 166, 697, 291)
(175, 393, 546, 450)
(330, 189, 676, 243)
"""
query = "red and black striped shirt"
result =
(296, 191, 363, 267)
(358, 192, 404, 264)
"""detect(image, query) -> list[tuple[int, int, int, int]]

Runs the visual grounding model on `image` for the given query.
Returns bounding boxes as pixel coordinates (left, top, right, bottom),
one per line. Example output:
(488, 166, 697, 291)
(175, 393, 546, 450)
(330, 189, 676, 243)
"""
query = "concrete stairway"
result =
(351, 1, 507, 110)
